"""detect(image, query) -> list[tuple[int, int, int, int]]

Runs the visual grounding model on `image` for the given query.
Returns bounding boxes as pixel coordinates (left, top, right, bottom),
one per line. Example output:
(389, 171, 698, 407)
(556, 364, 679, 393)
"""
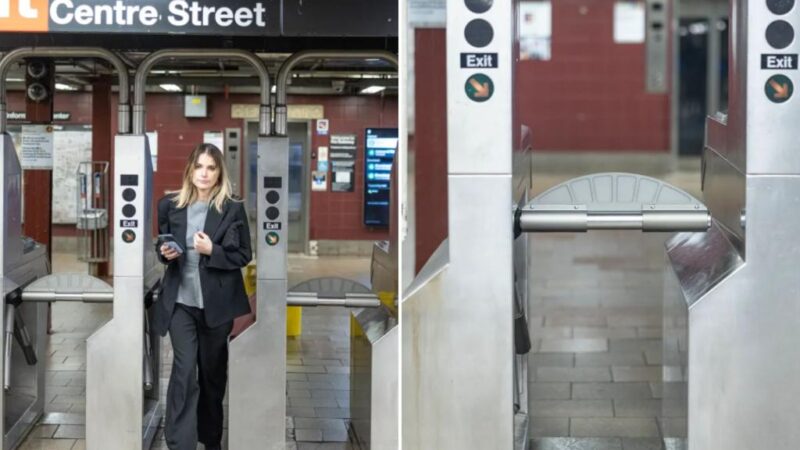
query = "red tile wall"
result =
(517, 0, 670, 152)
(8, 91, 397, 241)
(413, 29, 448, 273)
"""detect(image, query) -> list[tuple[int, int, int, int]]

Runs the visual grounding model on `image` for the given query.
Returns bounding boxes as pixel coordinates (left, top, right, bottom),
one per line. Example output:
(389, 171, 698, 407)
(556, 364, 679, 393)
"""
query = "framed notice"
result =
(329, 134, 357, 192)
(519, 1, 552, 61)
(614, 1, 646, 44)
(20, 125, 54, 169)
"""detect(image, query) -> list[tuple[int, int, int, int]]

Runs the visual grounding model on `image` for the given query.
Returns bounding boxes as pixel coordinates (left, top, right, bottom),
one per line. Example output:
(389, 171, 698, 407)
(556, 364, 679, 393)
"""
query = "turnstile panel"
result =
(229, 136, 288, 450)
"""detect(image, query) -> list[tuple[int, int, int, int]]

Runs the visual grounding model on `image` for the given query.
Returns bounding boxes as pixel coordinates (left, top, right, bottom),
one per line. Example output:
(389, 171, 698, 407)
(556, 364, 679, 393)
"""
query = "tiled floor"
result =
(526, 169, 696, 449)
(19, 252, 370, 450)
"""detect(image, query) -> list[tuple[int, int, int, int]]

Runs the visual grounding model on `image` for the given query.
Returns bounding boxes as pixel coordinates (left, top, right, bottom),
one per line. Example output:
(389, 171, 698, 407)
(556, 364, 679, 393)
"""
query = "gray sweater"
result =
(176, 200, 209, 309)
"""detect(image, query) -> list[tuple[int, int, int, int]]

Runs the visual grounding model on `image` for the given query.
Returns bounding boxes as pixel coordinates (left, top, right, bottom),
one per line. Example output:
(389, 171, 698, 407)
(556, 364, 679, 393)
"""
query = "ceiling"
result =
(1, 50, 397, 97)
(0, 1, 398, 97)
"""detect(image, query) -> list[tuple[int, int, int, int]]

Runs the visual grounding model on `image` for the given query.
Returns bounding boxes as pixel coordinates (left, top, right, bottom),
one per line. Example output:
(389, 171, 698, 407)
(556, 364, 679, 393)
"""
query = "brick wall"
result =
(8, 91, 397, 241)
(516, 0, 670, 152)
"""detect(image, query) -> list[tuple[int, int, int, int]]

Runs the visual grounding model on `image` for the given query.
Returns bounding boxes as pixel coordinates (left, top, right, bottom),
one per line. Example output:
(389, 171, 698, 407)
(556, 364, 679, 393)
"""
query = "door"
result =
(286, 122, 310, 254)
(244, 120, 309, 254)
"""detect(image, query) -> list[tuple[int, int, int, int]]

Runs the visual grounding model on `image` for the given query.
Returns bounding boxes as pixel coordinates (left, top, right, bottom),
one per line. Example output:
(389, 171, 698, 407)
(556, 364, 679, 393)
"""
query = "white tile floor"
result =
(526, 168, 696, 449)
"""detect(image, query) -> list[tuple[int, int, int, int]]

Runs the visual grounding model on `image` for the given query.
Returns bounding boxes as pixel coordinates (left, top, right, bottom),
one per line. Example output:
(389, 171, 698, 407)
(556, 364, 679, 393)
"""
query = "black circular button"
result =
(465, 0, 493, 13)
(122, 204, 136, 218)
(266, 190, 280, 204)
(266, 207, 280, 220)
(122, 188, 136, 202)
(121, 229, 136, 243)
(767, 0, 794, 15)
(465, 19, 494, 48)
(766, 20, 794, 49)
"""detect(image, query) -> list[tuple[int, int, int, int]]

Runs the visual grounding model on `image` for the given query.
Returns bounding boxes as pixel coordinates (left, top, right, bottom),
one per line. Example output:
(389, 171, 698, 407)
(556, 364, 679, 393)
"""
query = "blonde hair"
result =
(172, 143, 236, 213)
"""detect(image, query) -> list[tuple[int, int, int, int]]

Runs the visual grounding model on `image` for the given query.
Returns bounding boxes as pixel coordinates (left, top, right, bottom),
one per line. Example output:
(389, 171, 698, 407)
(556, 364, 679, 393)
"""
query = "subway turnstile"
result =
(401, 0, 516, 447)
(85, 134, 162, 449)
(663, 0, 800, 447)
(0, 47, 163, 450)
(0, 134, 49, 450)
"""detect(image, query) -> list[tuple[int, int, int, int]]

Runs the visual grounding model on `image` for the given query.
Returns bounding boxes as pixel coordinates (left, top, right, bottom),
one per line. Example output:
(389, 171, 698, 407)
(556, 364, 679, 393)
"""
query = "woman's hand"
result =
(194, 231, 213, 255)
(160, 244, 180, 261)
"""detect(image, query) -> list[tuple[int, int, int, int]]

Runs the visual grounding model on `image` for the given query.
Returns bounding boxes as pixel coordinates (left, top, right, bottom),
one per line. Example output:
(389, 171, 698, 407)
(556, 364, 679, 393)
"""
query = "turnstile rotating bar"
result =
(21, 273, 113, 303)
(517, 172, 711, 233)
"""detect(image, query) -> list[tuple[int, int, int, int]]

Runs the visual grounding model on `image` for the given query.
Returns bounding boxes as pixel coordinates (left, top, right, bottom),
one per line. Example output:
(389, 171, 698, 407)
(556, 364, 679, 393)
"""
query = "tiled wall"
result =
(8, 92, 397, 241)
(516, 0, 670, 152)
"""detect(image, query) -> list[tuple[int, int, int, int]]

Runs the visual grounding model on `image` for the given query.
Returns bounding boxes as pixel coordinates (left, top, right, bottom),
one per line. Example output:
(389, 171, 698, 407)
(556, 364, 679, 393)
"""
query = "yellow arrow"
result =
(469, 78, 490, 97)
(770, 79, 790, 98)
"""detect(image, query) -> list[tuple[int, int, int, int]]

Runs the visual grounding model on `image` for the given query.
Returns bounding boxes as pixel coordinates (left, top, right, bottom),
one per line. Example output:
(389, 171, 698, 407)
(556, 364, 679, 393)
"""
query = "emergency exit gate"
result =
(403, 0, 800, 448)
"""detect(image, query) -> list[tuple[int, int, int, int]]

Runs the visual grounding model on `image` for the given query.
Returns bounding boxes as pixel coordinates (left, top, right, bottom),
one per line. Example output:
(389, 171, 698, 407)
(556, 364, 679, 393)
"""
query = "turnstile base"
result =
(514, 412, 529, 450)
(4, 390, 41, 450)
(142, 398, 162, 449)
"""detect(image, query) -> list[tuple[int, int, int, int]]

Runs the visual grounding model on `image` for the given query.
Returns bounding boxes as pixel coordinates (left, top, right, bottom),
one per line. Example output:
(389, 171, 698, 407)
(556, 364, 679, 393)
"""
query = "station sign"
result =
(0, 0, 397, 36)
(0, 0, 274, 35)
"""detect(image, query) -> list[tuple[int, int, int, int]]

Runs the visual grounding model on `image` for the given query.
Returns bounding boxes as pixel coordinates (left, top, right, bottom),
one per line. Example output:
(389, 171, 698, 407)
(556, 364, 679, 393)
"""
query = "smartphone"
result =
(157, 234, 183, 254)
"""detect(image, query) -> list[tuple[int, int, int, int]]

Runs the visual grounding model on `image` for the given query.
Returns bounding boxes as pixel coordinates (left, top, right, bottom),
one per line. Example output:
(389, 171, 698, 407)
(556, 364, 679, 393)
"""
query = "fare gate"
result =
(0, 47, 163, 450)
(664, 0, 800, 447)
(399, 0, 727, 448)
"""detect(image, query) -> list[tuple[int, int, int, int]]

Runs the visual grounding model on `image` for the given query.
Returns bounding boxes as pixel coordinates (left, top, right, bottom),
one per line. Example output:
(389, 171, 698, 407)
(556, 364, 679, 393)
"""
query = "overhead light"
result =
(55, 83, 77, 91)
(360, 85, 385, 94)
(159, 83, 182, 92)
(7, 78, 24, 82)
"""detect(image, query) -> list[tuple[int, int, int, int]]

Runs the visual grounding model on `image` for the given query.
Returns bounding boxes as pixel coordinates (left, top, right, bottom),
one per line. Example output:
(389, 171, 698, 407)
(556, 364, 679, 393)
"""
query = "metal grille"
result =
(76, 161, 110, 263)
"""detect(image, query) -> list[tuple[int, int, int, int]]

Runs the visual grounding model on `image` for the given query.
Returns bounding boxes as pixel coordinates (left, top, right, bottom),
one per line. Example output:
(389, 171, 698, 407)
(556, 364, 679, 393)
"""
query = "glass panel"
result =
(678, 18, 710, 156)
(719, 18, 729, 113)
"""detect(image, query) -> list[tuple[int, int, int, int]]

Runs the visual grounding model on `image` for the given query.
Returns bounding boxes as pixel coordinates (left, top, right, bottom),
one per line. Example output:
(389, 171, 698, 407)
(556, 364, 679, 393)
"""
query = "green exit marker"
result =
(765, 74, 793, 103)
(465, 73, 494, 102)
(266, 231, 280, 246)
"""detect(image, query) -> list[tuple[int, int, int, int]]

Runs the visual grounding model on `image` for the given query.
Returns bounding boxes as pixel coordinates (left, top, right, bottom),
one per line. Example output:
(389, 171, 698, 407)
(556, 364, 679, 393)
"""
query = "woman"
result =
(154, 143, 252, 450)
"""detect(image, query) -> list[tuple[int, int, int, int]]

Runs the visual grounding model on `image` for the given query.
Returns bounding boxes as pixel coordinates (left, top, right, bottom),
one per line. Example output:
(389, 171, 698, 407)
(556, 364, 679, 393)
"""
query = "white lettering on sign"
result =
(460, 53, 499, 69)
(0, 0, 39, 19)
(761, 54, 798, 70)
(470, 54, 490, 66)
(50, 0, 267, 28)
(769, 55, 792, 68)
(168, 0, 266, 27)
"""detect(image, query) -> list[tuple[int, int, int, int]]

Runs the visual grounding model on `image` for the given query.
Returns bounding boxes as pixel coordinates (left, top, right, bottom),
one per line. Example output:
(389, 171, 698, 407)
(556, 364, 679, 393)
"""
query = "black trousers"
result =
(165, 303, 233, 450)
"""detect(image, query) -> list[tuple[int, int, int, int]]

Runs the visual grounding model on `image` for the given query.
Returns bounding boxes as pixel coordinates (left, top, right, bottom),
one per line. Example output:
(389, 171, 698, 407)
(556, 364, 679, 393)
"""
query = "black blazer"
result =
(153, 193, 252, 336)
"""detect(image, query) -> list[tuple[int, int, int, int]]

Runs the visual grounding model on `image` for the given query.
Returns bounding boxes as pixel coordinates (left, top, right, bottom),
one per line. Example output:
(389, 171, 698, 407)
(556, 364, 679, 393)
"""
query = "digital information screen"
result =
(363, 128, 398, 227)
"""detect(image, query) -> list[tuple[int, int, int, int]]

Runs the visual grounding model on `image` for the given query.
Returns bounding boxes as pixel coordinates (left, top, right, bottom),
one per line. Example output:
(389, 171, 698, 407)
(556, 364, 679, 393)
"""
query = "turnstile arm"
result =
(21, 291, 114, 303)
(517, 205, 711, 232)
(287, 292, 381, 308)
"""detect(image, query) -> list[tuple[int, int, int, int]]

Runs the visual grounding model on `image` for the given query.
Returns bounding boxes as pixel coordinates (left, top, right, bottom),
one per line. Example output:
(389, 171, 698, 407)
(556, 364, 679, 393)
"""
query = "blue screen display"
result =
(363, 128, 398, 227)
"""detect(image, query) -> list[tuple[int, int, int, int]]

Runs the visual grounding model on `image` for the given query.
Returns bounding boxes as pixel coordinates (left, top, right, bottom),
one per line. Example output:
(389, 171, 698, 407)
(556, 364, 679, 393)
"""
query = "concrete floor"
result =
(18, 252, 371, 450)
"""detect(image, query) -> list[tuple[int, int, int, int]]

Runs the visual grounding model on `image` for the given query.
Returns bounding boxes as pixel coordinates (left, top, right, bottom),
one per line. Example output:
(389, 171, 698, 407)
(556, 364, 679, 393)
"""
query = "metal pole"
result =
(274, 50, 398, 135)
(517, 209, 711, 232)
(132, 49, 271, 136)
(0, 47, 131, 134)
(287, 292, 381, 308)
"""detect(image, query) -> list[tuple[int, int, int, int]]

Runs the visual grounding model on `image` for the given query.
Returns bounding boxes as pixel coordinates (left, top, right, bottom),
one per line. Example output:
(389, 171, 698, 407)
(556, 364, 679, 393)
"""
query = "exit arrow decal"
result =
(765, 74, 793, 103)
(464, 73, 494, 102)
(770, 79, 789, 98)
(469, 78, 490, 97)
